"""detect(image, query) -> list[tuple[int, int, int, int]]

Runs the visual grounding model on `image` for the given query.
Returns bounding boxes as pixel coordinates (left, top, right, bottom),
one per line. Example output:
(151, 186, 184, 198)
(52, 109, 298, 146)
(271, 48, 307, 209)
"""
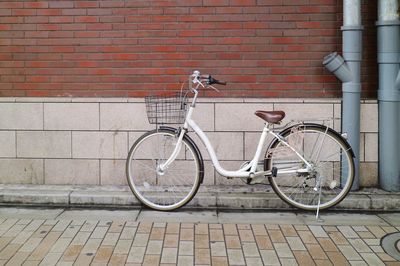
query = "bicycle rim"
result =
(126, 130, 201, 211)
(267, 125, 354, 210)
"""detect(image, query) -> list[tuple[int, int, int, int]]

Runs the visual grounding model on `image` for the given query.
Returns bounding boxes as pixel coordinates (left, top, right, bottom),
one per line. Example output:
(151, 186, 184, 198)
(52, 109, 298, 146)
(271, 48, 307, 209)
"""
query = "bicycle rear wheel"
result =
(126, 128, 202, 211)
(266, 124, 355, 211)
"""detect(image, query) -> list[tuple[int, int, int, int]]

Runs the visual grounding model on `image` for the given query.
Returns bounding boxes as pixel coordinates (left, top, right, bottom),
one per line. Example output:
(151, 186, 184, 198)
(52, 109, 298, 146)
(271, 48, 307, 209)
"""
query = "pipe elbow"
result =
(323, 52, 354, 83)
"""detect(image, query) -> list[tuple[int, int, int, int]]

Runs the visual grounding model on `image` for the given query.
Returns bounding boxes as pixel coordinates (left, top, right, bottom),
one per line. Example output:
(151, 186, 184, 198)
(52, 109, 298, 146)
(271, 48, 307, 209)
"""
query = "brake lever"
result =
(208, 84, 220, 93)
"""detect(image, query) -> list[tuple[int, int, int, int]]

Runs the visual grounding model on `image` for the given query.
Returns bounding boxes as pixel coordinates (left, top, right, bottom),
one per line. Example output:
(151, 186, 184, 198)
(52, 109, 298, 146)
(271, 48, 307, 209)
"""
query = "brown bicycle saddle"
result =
(255, 110, 285, 124)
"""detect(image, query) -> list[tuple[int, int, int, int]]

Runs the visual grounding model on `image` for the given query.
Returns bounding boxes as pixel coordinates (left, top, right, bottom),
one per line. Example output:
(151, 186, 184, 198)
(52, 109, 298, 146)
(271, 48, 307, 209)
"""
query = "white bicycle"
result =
(126, 71, 355, 211)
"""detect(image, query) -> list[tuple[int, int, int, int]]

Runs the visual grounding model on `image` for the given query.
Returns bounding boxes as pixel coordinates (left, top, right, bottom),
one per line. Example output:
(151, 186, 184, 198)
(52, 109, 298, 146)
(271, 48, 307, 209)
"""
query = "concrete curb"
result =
(0, 184, 399, 211)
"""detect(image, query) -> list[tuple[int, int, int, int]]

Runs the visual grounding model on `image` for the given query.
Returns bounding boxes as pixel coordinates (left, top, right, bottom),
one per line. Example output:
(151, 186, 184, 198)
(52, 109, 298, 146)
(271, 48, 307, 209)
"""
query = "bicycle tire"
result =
(266, 123, 355, 211)
(126, 128, 202, 211)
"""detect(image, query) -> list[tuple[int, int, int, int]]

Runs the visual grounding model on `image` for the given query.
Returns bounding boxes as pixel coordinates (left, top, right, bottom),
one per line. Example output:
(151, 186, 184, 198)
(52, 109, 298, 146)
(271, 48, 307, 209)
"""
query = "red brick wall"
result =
(0, 0, 377, 98)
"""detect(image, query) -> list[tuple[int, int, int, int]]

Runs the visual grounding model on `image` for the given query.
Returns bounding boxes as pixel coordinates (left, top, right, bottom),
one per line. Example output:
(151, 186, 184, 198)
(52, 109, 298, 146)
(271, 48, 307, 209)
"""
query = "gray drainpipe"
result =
(377, 0, 400, 191)
(323, 0, 362, 190)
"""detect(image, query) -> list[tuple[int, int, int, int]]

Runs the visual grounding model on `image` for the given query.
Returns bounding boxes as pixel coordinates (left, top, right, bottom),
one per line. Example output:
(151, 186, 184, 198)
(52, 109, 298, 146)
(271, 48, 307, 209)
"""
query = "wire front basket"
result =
(145, 92, 188, 125)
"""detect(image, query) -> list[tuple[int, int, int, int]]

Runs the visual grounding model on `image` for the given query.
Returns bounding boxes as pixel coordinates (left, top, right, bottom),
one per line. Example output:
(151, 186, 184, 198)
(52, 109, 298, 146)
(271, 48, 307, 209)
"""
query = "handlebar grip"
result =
(207, 75, 227, 86)
(214, 80, 227, 85)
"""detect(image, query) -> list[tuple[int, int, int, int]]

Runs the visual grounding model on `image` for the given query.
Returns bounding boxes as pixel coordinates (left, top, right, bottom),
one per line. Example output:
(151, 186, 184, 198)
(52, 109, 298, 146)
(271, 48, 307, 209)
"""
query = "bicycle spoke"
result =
(268, 125, 354, 210)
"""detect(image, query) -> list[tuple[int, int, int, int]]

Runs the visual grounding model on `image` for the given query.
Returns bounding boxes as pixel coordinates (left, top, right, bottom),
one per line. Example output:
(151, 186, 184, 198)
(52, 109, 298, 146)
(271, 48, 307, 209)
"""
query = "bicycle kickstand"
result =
(315, 177, 324, 223)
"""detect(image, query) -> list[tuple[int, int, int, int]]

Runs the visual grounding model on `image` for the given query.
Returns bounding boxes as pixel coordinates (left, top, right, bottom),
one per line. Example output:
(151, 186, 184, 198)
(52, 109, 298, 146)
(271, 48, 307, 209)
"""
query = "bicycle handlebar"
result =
(190, 70, 226, 94)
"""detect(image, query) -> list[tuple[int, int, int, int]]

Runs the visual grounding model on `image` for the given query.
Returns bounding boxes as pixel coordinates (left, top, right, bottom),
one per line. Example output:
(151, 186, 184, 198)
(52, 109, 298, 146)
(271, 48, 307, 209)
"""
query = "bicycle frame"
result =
(159, 89, 313, 179)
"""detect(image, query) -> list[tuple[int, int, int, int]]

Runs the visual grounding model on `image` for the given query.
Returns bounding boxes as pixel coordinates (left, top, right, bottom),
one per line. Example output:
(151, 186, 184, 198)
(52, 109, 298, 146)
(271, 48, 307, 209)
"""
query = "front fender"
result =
(160, 126, 205, 184)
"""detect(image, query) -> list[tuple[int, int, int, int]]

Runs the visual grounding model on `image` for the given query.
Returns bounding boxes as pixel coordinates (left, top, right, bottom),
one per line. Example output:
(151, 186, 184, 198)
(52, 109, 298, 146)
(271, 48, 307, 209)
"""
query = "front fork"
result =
(158, 127, 185, 172)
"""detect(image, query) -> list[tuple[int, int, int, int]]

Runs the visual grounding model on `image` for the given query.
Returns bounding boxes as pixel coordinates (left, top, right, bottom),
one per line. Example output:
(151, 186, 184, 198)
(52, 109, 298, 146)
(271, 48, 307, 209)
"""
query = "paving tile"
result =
(293, 251, 316, 266)
(326, 251, 350, 266)
(179, 228, 193, 241)
(52, 220, 71, 232)
(120, 226, 137, 240)
(376, 252, 397, 262)
(150, 227, 165, 240)
(242, 242, 260, 257)
(195, 234, 209, 249)
(309, 225, 328, 238)
(298, 230, 318, 244)
(19, 237, 43, 253)
(366, 226, 386, 238)
(352, 226, 368, 232)
(211, 241, 227, 257)
(166, 223, 180, 234)
(146, 240, 163, 255)
(60, 245, 83, 261)
(31, 225, 52, 238)
(314, 259, 333, 266)
(356, 231, 375, 239)
(210, 229, 224, 241)
(3, 224, 27, 238)
(363, 238, 380, 246)
(74, 252, 94, 265)
(211, 256, 229, 266)
(251, 224, 267, 236)
(0, 244, 21, 260)
(50, 237, 72, 253)
(108, 221, 125, 233)
(280, 258, 298, 266)
(245, 257, 264, 266)
(370, 245, 384, 253)
(268, 229, 286, 243)
(114, 239, 132, 254)
(225, 235, 241, 249)
(255, 235, 273, 250)
(280, 225, 297, 237)
(274, 243, 294, 258)
(286, 236, 306, 251)
(337, 245, 362, 261)
(359, 253, 385, 266)
(338, 226, 359, 239)
(81, 238, 102, 254)
(223, 224, 238, 235)
(163, 234, 179, 248)
(305, 243, 328, 260)
(239, 229, 255, 242)
(70, 231, 90, 245)
(348, 238, 372, 253)
(127, 246, 145, 263)
(5, 251, 30, 266)
(349, 261, 368, 266)
(38, 251, 63, 266)
(60, 225, 80, 239)
(160, 247, 178, 264)
(142, 254, 161, 265)
(195, 223, 208, 235)
(227, 249, 245, 265)
(102, 232, 120, 246)
(178, 241, 193, 256)
(177, 256, 193, 266)
(137, 222, 152, 234)
(92, 245, 113, 263)
(28, 231, 62, 261)
(132, 233, 149, 247)
(317, 237, 338, 252)
(25, 220, 46, 232)
(328, 231, 349, 245)
(108, 254, 127, 266)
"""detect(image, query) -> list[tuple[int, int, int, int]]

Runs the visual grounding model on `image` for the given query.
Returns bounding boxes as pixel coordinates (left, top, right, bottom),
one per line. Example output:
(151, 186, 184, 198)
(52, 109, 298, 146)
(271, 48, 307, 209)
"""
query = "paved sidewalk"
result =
(0, 208, 399, 265)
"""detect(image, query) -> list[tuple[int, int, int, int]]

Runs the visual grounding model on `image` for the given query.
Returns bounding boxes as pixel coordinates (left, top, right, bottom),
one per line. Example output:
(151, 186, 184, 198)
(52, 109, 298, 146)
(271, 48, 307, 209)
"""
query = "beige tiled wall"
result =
(0, 97, 379, 187)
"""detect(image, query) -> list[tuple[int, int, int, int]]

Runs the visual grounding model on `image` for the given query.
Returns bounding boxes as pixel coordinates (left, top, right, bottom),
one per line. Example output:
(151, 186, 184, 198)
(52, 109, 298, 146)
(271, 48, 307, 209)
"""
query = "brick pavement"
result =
(0, 209, 399, 265)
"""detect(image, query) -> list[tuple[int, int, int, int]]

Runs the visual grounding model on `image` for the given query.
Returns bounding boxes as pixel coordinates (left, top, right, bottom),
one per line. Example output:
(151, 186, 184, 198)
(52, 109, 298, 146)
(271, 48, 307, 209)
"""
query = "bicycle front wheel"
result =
(266, 124, 355, 211)
(126, 128, 202, 211)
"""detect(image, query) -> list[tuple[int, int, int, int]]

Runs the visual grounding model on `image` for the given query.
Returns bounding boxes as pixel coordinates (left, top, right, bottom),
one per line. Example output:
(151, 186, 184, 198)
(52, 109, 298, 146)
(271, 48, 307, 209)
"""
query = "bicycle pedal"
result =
(271, 167, 278, 177)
